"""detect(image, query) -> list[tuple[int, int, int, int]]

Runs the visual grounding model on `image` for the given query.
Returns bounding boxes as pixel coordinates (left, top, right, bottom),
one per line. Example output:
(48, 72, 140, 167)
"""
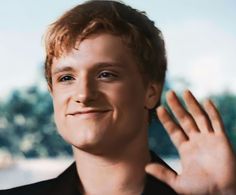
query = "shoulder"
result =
(0, 178, 57, 195)
(0, 162, 79, 195)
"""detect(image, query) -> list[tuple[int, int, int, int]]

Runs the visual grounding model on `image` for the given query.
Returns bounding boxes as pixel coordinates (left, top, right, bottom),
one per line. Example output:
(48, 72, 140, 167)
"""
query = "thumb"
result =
(145, 163, 178, 189)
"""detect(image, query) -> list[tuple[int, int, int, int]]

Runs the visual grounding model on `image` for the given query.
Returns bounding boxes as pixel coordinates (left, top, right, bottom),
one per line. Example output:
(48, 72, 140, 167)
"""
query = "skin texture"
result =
(50, 33, 160, 194)
(50, 33, 160, 156)
(146, 90, 236, 195)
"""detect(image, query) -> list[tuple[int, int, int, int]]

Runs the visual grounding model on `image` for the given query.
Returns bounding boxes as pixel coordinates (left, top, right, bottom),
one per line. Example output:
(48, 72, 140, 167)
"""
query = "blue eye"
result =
(59, 75, 74, 82)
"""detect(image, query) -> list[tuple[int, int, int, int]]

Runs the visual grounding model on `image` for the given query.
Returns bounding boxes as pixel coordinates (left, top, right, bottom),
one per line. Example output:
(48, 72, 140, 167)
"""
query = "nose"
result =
(73, 74, 98, 104)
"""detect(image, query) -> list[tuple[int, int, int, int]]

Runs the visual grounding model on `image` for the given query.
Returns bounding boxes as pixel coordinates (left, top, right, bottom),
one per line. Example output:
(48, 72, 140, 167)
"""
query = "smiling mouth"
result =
(67, 110, 111, 118)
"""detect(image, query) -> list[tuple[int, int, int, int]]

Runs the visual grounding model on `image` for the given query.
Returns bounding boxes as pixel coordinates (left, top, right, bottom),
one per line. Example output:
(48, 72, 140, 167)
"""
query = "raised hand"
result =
(146, 90, 236, 195)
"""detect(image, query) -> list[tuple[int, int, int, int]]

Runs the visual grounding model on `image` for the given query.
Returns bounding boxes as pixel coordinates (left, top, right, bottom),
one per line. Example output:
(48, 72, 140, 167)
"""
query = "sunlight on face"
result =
(51, 34, 154, 154)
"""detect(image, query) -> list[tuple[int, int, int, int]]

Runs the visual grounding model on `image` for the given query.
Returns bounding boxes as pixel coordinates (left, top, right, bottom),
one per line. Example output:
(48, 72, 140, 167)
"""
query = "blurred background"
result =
(0, 0, 236, 189)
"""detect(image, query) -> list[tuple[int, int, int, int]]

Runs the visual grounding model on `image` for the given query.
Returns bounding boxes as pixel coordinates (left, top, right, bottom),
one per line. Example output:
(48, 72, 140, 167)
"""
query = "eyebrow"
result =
(95, 62, 124, 69)
(52, 62, 124, 75)
(52, 66, 75, 76)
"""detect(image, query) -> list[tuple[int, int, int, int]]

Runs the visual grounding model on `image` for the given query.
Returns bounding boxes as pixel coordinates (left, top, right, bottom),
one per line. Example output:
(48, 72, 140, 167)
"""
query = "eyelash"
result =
(56, 71, 118, 84)
(97, 71, 118, 80)
(58, 75, 75, 82)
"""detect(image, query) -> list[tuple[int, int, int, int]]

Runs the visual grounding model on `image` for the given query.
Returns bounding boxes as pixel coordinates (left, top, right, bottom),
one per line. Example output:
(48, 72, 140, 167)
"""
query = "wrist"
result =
(220, 188, 236, 195)
(210, 183, 236, 195)
(214, 185, 236, 195)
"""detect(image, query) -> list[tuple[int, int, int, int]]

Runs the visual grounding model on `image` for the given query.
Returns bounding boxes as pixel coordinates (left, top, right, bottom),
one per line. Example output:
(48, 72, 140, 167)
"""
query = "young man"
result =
(1, 0, 236, 194)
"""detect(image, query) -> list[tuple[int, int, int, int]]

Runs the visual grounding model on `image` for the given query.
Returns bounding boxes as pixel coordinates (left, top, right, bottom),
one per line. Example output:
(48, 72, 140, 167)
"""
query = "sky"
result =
(0, 0, 236, 99)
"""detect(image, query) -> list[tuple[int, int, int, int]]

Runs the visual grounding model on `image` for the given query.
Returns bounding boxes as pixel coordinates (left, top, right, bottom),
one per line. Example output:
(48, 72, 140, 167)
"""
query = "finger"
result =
(203, 99, 225, 135)
(145, 163, 177, 190)
(183, 90, 213, 133)
(157, 106, 188, 148)
(166, 90, 199, 135)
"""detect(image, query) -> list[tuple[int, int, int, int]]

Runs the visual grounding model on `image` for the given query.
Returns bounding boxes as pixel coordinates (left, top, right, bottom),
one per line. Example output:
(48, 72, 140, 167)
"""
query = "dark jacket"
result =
(0, 152, 178, 195)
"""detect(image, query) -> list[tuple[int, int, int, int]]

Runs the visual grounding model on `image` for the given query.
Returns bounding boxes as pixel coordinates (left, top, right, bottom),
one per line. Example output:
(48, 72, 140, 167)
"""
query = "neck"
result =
(73, 130, 151, 195)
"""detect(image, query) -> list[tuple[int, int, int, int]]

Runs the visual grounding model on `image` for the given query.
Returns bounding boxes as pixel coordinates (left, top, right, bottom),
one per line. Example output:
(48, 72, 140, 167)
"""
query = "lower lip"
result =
(69, 111, 111, 119)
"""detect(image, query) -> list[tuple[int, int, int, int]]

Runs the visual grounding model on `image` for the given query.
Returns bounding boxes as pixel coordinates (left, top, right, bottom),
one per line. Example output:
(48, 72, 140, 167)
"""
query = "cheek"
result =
(52, 98, 63, 131)
(108, 82, 146, 116)
(106, 82, 149, 141)
(52, 94, 72, 142)
(52, 91, 70, 125)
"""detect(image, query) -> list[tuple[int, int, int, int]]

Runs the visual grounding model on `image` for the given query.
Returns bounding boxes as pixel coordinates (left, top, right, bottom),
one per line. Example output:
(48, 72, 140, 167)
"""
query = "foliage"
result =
(0, 86, 72, 158)
(0, 84, 236, 158)
(210, 92, 236, 149)
(148, 80, 178, 156)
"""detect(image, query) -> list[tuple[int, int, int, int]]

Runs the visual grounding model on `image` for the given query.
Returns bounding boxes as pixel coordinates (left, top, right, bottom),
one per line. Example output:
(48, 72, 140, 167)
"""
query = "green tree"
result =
(149, 81, 178, 157)
(211, 92, 236, 150)
(1, 83, 236, 158)
(0, 86, 72, 158)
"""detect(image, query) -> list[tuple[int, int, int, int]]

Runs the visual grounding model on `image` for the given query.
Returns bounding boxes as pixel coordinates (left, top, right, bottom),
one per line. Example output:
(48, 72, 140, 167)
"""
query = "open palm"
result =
(146, 90, 236, 195)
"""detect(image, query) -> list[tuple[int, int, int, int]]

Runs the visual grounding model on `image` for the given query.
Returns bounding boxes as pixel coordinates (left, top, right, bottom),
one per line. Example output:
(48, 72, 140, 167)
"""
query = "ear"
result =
(145, 82, 162, 109)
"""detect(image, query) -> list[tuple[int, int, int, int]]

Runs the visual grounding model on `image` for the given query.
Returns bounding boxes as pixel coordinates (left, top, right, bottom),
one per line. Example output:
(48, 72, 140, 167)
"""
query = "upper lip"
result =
(66, 108, 111, 115)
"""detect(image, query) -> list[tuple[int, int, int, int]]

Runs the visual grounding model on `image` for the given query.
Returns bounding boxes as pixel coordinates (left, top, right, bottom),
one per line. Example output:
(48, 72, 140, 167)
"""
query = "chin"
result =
(71, 138, 108, 155)
(60, 126, 105, 150)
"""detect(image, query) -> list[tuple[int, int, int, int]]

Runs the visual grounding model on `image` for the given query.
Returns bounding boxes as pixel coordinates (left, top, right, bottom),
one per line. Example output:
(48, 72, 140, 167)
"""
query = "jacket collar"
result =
(56, 151, 177, 195)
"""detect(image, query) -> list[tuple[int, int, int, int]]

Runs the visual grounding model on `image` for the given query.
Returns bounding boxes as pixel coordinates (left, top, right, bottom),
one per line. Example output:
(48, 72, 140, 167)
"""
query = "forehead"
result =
(52, 33, 138, 71)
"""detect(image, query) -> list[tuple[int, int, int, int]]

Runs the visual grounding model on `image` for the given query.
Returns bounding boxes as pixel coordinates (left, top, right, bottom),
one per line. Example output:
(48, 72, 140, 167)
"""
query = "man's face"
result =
(50, 33, 159, 154)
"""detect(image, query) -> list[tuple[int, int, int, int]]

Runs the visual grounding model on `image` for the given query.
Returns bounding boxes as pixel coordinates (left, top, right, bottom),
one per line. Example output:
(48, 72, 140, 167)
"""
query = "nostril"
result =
(72, 76, 98, 103)
(72, 89, 98, 103)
